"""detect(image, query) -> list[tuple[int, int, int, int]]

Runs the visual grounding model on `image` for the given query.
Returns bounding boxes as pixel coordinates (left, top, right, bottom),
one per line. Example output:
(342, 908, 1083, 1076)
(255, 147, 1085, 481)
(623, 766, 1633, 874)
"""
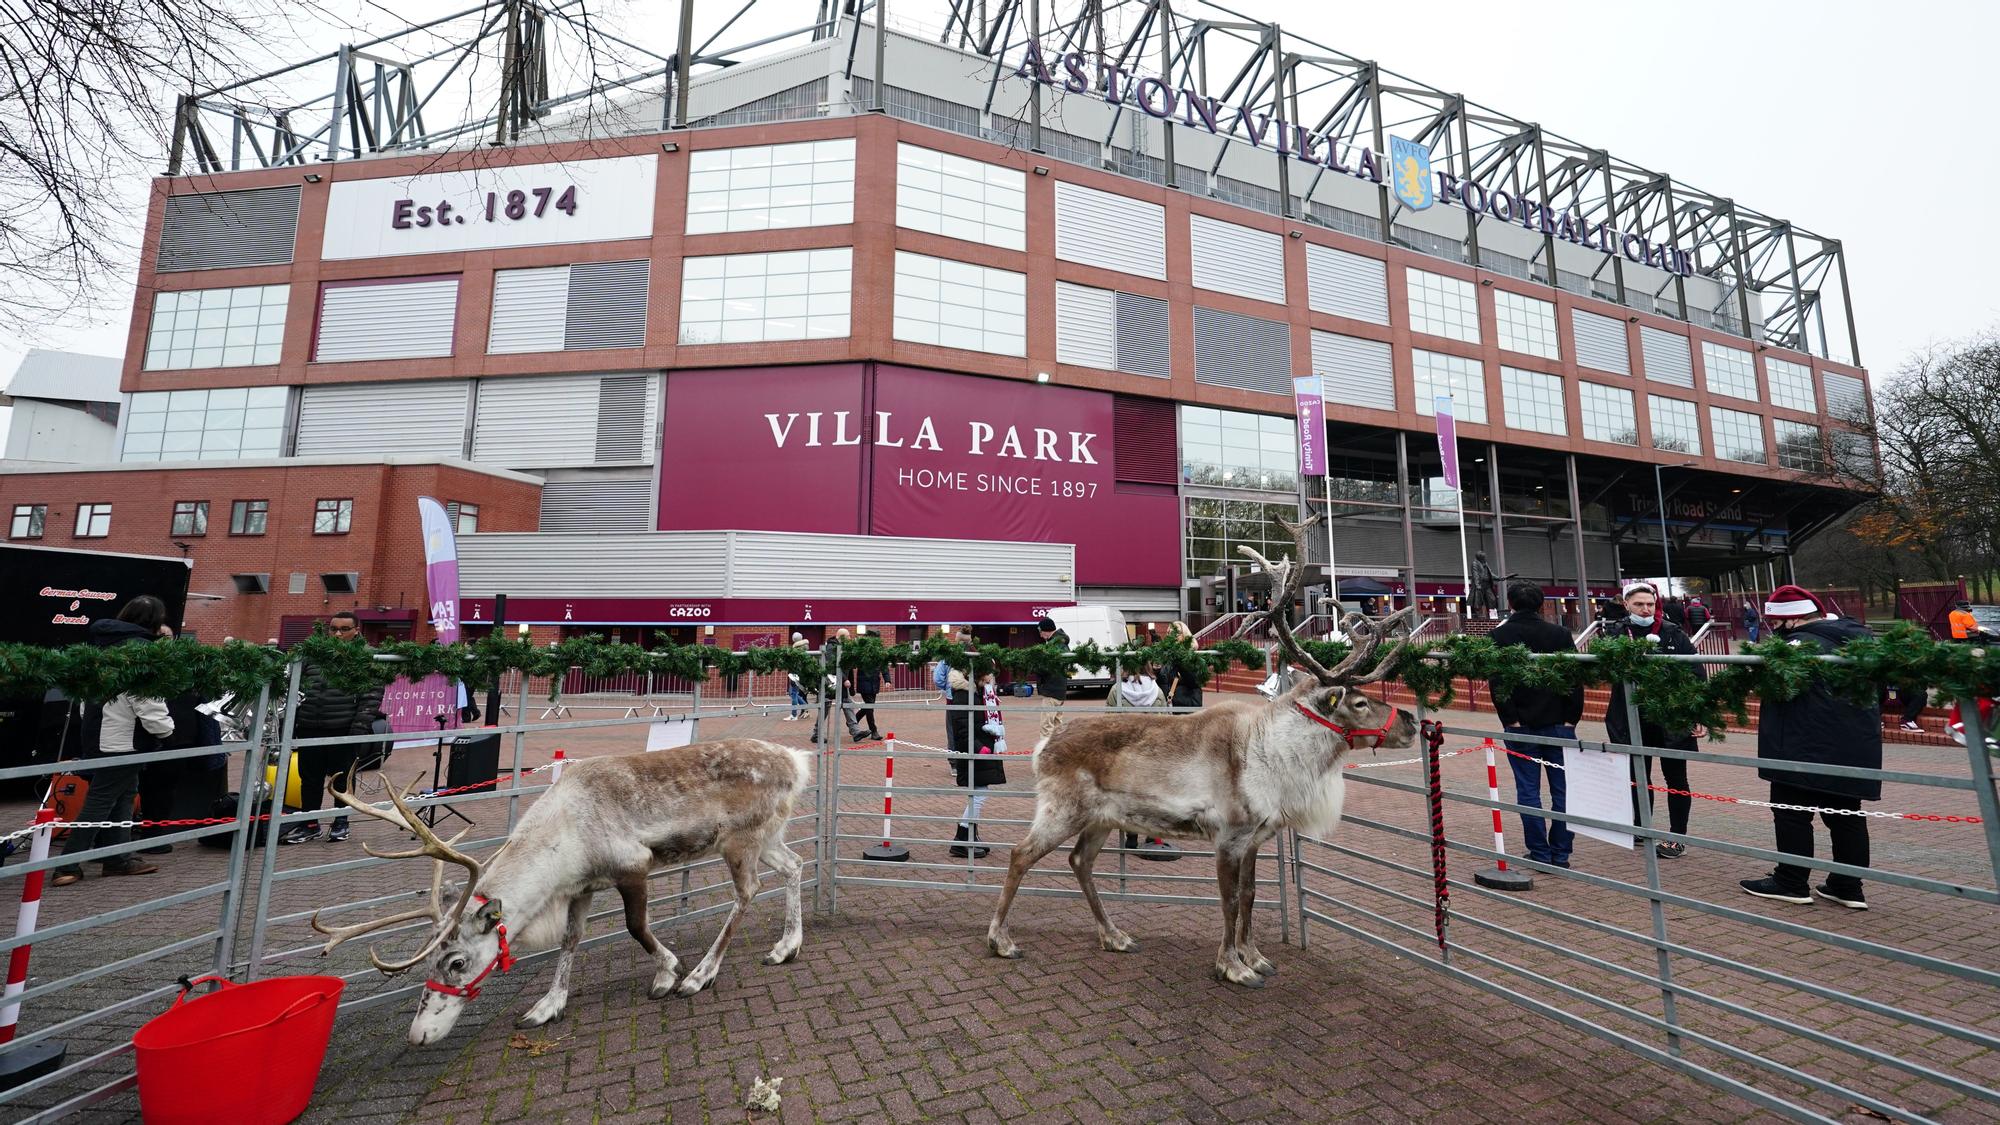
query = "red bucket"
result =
(133, 974, 345, 1125)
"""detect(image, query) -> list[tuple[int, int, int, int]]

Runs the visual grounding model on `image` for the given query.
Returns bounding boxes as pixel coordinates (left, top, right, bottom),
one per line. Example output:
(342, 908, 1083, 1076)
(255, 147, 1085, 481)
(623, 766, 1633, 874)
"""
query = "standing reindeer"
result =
(985, 517, 1418, 986)
(312, 739, 811, 1045)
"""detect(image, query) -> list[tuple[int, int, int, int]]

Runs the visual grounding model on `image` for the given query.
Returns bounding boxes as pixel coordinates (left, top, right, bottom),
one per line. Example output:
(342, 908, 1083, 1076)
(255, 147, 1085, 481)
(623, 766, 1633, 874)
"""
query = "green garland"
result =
(0, 624, 1989, 739)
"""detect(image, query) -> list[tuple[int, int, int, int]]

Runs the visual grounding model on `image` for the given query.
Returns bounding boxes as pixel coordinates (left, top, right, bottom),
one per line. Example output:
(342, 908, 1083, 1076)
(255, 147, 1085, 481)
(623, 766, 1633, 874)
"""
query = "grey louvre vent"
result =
(1053, 182, 1166, 280)
(1304, 244, 1389, 324)
(1640, 326, 1694, 387)
(1311, 331, 1395, 412)
(1192, 307, 1291, 396)
(539, 477, 653, 532)
(566, 260, 649, 350)
(1114, 292, 1171, 379)
(1571, 309, 1631, 375)
(295, 380, 469, 457)
(158, 186, 300, 272)
(595, 375, 651, 462)
(1054, 282, 1114, 370)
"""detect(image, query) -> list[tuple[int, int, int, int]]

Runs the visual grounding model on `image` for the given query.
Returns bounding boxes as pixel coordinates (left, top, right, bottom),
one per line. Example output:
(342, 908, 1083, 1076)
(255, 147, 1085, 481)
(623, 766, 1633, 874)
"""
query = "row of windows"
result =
(8, 500, 481, 542)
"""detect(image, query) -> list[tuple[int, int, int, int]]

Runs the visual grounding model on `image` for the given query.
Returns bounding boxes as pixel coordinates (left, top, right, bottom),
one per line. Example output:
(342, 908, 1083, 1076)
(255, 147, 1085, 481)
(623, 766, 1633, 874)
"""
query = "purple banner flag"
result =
(1434, 395, 1460, 490)
(417, 496, 461, 644)
(1294, 376, 1326, 476)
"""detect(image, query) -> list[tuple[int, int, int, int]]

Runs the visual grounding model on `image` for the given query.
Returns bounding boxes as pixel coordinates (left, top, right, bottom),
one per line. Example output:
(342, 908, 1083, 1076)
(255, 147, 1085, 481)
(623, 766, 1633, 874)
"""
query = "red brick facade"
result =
(0, 459, 540, 642)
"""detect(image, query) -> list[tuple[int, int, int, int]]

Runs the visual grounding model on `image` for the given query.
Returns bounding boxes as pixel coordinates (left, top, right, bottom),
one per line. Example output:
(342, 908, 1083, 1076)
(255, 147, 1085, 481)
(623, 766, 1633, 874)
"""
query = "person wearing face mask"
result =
(1600, 582, 1705, 858)
(1739, 585, 1880, 909)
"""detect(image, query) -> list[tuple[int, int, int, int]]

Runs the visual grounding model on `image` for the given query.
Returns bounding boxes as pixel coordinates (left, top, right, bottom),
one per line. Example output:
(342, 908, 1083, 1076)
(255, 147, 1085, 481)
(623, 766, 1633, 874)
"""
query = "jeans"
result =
(1769, 781, 1868, 895)
(1503, 725, 1574, 864)
(787, 683, 806, 718)
(58, 761, 144, 872)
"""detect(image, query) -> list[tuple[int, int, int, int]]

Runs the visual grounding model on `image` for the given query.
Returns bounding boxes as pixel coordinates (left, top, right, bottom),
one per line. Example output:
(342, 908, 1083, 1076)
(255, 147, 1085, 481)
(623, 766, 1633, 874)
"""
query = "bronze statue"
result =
(1468, 550, 1517, 618)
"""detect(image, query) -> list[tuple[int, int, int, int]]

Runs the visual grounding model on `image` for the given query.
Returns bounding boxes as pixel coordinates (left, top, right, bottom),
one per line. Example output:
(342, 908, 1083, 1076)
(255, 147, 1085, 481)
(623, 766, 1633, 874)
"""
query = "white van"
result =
(1045, 605, 1129, 694)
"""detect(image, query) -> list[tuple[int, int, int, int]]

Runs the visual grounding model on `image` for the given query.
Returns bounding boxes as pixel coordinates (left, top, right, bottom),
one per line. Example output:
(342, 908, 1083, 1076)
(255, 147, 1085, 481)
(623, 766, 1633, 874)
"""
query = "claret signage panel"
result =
(658, 364, 1179, 587)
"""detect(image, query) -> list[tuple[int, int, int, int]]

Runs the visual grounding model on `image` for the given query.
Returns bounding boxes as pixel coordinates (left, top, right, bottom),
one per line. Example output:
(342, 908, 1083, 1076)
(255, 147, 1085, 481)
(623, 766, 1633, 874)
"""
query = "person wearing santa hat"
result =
(1740, 584, 1880, 909)
(1600, 581, 1704, 858)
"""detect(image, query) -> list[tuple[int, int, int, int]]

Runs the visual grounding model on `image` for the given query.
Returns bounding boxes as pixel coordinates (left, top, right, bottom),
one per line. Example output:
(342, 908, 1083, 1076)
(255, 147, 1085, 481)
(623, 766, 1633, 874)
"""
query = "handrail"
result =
(1191, 612, 1253, 648)
(1573, 620, 1601, 650)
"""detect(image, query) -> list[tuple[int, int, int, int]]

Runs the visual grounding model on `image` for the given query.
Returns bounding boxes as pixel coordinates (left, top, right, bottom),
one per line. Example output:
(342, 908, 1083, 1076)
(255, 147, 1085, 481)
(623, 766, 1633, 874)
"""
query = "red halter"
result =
(423, 895, 515, 1001)
(1294, 701, 1395, 749)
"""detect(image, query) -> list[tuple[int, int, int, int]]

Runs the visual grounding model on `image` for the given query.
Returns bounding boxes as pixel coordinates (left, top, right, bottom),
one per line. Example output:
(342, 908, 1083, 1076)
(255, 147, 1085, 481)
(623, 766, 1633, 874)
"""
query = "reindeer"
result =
(985, 517, 1418, 986)
(311, 739, 812, 1045)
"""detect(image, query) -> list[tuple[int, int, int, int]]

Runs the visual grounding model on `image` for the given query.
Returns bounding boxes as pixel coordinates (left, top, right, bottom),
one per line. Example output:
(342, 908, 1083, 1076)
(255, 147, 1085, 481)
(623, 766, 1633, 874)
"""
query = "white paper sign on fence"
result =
(646, 718, 698, 753)
(1562, 746, 1635, 849)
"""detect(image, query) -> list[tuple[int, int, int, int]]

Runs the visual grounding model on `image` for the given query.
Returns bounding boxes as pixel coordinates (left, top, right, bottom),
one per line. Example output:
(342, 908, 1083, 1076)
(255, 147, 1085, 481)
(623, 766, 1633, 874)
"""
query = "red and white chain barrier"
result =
(0, 809, 56, 1044)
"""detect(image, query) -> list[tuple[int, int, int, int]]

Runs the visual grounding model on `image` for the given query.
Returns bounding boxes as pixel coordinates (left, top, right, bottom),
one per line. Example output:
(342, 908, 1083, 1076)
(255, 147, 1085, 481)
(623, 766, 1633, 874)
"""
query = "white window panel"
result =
(1579, 382, 1637, 445)
(1405, 268, 1479, 344)
(1412, 349, 1486, 424)
(1310, 331, 1394, 412)
(487, 267, 570, 354)
(1639, 326, 1694, 387)
(895, 144, 1025, 251)
(313, 278, 459, 362)
(1053, 181, 1166, 280)
(685, 139, 854, 234)
(1500, 366, 1566, 435)
(121, 386, 289, 462)
(1179, 405, 1297, 493)
(1304, 244, 1388, 324)
(1775, 419, 1824, 471)
(1765, 356, 1816, 413)
(1701, 340, 1759, 402)
(1493, 290, 1559, 360)
(1709, 405, 1765, 464)
(892, 251, 1025, 356)
(1571, 309, 1630, 375)
(1823, 371, 1868, 421)
(144, 285, 288, 370)
(1054, 281, 1115, 370)
(1648, 395, 1703, 456)
(678, 249, 852, 344)
(1190, 215, 1285, 305)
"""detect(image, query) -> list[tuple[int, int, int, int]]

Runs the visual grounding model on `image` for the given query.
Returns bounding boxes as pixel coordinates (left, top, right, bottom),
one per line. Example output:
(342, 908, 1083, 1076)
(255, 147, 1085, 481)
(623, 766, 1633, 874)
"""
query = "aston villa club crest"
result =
(1389, 136, 1434, 211)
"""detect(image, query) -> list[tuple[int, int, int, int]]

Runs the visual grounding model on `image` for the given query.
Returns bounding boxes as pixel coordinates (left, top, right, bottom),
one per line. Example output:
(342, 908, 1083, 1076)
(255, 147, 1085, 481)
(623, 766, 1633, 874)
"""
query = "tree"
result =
(0, 0, 272, 332)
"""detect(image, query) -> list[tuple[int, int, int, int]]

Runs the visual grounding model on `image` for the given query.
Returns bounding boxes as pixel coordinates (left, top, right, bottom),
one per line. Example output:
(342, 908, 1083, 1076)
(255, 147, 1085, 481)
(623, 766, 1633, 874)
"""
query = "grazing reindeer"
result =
(985, 517, 1418, 986)
(311, 739, 811, 1045)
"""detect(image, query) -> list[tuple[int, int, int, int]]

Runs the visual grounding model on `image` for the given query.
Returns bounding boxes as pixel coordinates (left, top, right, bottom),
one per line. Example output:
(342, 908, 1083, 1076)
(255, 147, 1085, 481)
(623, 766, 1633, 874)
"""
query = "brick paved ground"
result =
(3, 687, 1995, 1122)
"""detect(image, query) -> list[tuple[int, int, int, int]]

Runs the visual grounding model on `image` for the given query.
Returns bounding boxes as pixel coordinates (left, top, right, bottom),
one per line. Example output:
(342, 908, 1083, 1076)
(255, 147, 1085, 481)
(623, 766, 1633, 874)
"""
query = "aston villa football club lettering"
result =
(1014, 44, 1695, 278)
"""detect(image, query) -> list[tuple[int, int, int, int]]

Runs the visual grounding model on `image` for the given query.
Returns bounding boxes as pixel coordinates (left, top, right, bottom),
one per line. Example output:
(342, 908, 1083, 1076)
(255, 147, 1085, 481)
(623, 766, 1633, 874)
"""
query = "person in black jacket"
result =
(1600, 582, 1705, 858)
(1488, 583, 1586, 867)
(1740, 585, 1880, 909)
(1034, 617, 1070, 702)
(848, 657, 882, 741)
(279, 612, 386, 844)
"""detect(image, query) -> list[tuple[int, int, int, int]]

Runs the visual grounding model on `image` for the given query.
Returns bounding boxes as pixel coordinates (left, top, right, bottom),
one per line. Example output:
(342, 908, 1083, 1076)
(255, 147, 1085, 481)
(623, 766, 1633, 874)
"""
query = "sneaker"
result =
(278, 824, 323, 845)
(1655, 841, 1686, 859)
(101, 859, 159, 877)
(327, 819, 351, 842)
(1739, 876, 1812, 904)
(782, 715, 799, 722)
(1814, 883, 1868, 910)
(1899, 721, 1924, 732)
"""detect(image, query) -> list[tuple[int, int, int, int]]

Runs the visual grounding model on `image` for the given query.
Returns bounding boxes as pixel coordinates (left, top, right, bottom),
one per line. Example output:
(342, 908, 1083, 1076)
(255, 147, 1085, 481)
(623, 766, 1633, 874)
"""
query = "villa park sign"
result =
(1015, 44, 1696, 278)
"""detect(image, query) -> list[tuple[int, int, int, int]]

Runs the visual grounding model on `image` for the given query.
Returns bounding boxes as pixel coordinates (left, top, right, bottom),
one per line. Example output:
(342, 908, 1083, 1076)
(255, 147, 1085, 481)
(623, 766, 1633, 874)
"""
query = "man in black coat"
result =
(1740, 585, 1880, 909)
(1034, 617, 1070, 702)
(1488, 583, 1586, 867)
(279, 612, 386, 844)
(1601, 582, 1705, 858)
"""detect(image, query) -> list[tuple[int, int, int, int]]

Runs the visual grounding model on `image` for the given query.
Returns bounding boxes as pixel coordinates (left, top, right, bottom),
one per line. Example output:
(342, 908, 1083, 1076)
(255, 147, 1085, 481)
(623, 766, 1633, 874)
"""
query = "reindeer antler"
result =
(1348, 606, 1419, 685)
(1237, 516, 1346, 686)
(311, 774, 489, 973)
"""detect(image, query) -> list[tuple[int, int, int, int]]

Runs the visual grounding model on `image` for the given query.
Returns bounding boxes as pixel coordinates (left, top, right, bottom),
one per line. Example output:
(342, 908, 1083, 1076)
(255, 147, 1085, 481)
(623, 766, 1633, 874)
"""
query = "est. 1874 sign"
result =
(320, 154, 658, 261)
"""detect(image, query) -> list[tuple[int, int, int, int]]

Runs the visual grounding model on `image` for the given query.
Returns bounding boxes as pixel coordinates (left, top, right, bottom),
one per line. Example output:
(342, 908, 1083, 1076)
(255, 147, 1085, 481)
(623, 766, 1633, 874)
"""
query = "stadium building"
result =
(0, 1, 1874, 645)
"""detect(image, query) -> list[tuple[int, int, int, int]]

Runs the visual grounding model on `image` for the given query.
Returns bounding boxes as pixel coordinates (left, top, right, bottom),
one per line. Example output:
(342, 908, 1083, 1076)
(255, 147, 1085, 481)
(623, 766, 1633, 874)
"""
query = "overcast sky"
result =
(3, 0, 1993, 439)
